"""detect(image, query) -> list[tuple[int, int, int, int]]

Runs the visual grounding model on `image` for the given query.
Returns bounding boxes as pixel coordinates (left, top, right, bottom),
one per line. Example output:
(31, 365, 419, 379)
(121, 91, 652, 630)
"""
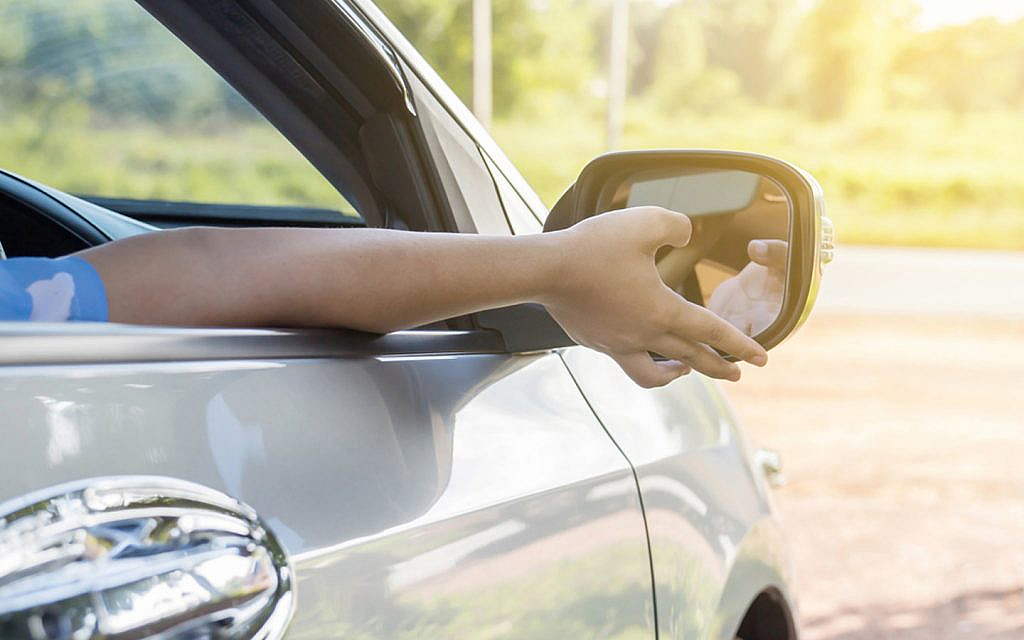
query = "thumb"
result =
(748, 239, 788, 270)
(644, 208, 692, 252)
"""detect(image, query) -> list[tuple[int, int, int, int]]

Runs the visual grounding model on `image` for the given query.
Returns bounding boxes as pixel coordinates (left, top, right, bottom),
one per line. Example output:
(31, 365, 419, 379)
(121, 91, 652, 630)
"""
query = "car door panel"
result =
(561, 346, 777, 639)
(289, 351, 655, 637)
(0, 326, 656, 638)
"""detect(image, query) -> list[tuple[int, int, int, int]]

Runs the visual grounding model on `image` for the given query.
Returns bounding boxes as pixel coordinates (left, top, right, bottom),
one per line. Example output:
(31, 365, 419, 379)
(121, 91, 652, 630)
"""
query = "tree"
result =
(891, 18, 1024, 117)
(696, 0, 802, 103)
(793, 0, 914, 119)
(374, 0, 597, 118)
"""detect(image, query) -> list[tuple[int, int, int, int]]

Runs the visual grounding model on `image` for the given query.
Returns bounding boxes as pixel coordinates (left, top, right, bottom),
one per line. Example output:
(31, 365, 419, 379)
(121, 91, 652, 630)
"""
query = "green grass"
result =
(0, 114, 356, 214)
(2, 107, 1022, 249)
(493, 105, 1024, 250)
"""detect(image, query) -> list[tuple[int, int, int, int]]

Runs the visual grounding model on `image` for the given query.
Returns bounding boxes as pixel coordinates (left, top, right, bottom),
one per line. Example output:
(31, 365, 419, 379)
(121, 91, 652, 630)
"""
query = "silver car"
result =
(0, 1, 829, 638)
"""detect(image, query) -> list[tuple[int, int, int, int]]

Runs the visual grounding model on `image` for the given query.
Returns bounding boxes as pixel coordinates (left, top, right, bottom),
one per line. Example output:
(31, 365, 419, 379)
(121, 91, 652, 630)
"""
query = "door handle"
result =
(0, 476, 295, 640)
(754, 448, 786, 488)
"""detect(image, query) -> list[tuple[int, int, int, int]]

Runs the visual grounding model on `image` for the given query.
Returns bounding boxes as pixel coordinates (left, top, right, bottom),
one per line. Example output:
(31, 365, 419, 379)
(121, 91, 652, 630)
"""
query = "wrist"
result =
(517, 230, 572, 307)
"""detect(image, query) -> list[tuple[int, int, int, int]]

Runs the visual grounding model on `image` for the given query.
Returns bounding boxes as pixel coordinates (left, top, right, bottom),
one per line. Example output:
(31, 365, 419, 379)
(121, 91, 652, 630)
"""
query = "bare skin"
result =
(708, 238, 788, 337)
(78, 206, 767, 387)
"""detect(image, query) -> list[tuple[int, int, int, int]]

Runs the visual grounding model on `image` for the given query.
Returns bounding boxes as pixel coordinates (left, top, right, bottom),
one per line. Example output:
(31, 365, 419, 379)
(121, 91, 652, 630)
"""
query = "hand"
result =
(542, 207, 768, 388)
(707, 239, 787, 337)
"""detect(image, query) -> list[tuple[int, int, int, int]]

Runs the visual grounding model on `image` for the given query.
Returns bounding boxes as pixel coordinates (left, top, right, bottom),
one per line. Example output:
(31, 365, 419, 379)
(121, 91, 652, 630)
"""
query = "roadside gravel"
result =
(725, 311, 1024, 640)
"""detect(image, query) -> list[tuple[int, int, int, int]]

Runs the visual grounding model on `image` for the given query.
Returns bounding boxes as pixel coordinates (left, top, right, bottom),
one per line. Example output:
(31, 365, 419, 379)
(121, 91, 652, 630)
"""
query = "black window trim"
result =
(349, 0, 550, 222)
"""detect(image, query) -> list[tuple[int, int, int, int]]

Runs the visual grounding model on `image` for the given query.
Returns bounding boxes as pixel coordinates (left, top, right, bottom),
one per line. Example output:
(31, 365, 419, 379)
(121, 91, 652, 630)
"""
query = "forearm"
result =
(78, 226, 566, 332)
(75, 207, 768, 387)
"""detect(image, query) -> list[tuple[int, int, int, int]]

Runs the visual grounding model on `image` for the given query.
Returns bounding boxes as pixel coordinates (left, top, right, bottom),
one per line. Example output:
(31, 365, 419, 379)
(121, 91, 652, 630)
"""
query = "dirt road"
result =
(724, 247, 1024, 639)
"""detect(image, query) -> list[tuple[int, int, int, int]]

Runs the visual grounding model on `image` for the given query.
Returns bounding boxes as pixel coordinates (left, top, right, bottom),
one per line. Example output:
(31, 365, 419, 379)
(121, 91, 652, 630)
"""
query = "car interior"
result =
(0, 193, 86, 259)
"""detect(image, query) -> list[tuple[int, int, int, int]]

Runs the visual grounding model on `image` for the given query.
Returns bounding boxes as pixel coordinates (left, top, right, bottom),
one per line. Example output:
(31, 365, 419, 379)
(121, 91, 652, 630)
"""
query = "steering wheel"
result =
(0, 171, 109, 259)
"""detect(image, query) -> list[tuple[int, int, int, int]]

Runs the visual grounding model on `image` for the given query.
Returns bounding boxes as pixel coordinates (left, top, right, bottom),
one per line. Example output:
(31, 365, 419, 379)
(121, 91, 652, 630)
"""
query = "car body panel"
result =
(562, 346, 794, 639)
(709, 517, 796, 640)
(0, 324, 655, 638)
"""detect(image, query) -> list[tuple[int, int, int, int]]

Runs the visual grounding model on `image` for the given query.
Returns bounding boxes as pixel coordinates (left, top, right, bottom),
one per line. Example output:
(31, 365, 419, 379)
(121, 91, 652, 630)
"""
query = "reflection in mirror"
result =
(615, 169, 792, 337)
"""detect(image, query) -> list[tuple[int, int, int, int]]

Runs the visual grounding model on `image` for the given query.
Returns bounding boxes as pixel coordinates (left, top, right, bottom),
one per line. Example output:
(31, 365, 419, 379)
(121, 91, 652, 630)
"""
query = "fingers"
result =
(651, 335, 741, 381)
(747, 239, 788, 270)
(670, 299, 768, 366)
(611, 352, 692, 389)
(642, 207, 692, 252)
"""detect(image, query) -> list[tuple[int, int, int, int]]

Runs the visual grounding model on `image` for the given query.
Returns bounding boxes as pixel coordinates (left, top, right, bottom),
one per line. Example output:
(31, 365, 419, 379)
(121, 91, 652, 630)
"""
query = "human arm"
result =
(77, 206, 767, 387)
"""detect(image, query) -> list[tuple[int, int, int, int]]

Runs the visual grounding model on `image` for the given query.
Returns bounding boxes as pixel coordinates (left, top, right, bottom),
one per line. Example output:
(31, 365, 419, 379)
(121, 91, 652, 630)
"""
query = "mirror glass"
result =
(610, 168, 792, 337)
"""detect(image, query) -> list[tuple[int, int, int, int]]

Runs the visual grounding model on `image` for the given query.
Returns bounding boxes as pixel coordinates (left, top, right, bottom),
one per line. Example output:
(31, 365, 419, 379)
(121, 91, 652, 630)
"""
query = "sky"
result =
(914, 0, 1024, 29)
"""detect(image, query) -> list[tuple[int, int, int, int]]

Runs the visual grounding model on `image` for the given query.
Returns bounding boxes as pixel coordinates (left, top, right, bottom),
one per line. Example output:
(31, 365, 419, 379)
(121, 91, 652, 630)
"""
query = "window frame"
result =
(0, 0, 574, 355)
(135, 0, 450, 233)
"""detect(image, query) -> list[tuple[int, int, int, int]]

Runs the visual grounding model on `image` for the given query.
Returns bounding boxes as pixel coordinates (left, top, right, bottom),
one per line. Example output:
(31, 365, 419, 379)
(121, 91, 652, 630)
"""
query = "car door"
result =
(558, 347, 782, 640)
(0, 1, 659, 638)
(0, 329, 660, 639)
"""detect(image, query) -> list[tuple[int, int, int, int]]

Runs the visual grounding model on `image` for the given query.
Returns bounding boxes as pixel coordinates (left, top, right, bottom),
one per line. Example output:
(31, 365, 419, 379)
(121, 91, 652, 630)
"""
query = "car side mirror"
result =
(545, 150, 833, 353)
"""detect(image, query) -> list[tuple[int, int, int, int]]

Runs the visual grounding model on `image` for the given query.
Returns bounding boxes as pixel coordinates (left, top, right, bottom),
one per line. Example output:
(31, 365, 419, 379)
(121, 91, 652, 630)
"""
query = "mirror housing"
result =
(546, 149, 830, 353)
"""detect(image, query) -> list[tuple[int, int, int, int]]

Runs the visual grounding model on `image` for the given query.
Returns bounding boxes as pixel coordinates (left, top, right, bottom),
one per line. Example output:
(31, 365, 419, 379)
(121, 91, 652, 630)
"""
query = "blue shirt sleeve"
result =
(0, 256, 108, 322)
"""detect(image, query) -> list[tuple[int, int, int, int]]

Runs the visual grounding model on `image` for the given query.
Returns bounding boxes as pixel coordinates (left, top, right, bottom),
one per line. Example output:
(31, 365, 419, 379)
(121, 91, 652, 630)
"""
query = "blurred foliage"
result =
(379, 0, 1024, 249)
(791, 0, 915, 119)
(890, 18, 1024, 117)
(374, 0, 599, 117)
(1, 0, 1023, 247)
(0, 0, 259, 126)
(0, 0, 351, 210)
(493, 106, 1024, 250)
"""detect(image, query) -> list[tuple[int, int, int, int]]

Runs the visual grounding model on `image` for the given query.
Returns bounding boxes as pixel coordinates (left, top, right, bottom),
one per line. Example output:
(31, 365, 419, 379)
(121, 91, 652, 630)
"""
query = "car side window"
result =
(0, 0, 357, 221)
